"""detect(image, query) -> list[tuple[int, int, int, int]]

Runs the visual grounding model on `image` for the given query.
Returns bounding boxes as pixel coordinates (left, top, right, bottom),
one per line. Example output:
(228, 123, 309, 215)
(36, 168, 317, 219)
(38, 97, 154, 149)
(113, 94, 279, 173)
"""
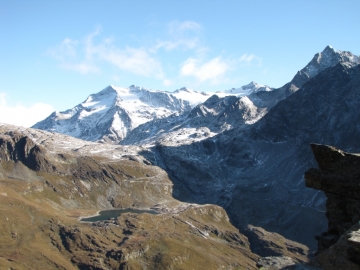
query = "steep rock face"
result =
(305, 144, 360, 269)
(150, 62, 360, 251)
(0, 131, 55, 173)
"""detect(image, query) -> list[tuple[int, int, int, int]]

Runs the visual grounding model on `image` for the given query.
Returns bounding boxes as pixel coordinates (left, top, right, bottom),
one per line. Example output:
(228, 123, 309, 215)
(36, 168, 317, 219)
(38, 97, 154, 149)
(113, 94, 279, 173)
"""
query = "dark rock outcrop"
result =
(305, 144, 360, 269)
(0, 131, 55, 172)
(245, 225, 309, 262)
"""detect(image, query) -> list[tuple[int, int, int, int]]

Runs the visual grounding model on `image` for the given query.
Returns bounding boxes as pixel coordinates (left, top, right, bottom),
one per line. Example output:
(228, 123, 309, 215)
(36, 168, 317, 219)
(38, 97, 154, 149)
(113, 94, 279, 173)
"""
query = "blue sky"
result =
(1, 0, 360, 127)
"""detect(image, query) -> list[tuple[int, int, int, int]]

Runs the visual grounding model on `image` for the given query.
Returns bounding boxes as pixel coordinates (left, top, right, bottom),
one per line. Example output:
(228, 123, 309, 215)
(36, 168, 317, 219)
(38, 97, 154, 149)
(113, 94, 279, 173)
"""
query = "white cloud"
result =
(180, 57, 230, 84)
(0, 93, 54, 127)
(48, 28, 164, 78)
(239, 53, 262, 66)
(48, 38, 78, 60)
(47, 25, 262, 88)
(154, 20, 202, 51)
(48, 35, 100, 74)
(163, 79, 172, 86)
(111, 74, 121, 82)
(98, 46, 164, 78)
(169, 20, 201, 35)
(154, 38, 200, 51)
(61, 63, 99, 74)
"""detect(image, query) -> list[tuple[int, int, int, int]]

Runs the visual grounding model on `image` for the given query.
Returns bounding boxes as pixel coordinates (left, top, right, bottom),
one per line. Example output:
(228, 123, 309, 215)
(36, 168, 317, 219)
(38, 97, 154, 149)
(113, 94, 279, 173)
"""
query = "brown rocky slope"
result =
(0, 124, 311, 269)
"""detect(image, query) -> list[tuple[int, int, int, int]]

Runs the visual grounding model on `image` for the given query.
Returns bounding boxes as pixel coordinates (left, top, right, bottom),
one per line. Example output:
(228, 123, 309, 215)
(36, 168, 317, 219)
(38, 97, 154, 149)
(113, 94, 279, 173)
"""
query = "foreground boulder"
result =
(305, 144, 360, 269)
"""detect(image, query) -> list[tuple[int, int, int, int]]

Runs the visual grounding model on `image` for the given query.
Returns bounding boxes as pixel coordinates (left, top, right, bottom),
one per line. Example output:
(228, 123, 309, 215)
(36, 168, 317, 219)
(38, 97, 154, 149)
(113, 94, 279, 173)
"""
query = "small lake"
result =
(80, 209, 159, 222)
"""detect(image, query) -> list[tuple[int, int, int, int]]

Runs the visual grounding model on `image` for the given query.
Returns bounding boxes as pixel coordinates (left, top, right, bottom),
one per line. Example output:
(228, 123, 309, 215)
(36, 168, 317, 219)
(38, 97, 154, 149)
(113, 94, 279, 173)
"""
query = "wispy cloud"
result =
(239, 53, 262, 66)
(61, 62, 99, 74)
(162, 79, 172, 86)
(48, 28, 165, 79)
(153, 20, 202, 51)
(48, 24, 263, 88)
(47, 34, 99, 74)
(0, 93, 54, 127)
(180, 56, 230, 84)
(98, 46, 164, 78)
(169, 21, 202, 34)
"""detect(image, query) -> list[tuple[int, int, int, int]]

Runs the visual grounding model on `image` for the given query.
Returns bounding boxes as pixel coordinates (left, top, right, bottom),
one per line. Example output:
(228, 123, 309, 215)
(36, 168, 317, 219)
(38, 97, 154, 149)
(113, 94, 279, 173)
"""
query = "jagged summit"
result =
(173, 86, 199, 95)
(99, 84, 117, 93)
(83, 85, 119, 106)
(175, 87, 191, 92)
(305, 45, 359, 77)
(218, 81, 272, 96)
(290, 46, 360, 90)
(322, 45, 336, 55)
(245, 81, 260, 88)
(243, 81, 272, 92)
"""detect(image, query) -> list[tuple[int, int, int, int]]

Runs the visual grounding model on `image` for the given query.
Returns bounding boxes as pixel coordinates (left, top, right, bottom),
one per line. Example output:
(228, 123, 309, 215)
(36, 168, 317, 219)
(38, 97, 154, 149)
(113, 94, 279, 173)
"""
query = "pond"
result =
(80, 208, 159, 222)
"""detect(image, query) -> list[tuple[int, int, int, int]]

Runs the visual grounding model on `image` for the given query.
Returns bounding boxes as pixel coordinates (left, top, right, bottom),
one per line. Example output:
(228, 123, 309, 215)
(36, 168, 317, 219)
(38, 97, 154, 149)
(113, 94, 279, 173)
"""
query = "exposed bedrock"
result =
(0, 131, 56, 173)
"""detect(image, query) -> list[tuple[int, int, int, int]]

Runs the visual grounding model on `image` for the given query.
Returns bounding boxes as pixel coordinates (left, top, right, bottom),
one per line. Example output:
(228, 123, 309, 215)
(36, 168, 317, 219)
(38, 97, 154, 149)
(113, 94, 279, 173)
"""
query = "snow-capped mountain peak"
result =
(216, 81, 272, 97)
(32, 80, 274, 145)
(33, 85, 213, 143)
(83, 86, 118, 108)
(287, 46, 360, 94)
(174, 87, 192, 93)
(301, 45, 360, 78)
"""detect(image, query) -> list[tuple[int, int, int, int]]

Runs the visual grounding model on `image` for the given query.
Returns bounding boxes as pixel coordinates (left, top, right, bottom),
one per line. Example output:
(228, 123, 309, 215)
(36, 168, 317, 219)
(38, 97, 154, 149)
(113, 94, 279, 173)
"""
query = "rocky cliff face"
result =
(0, 131, 54, 172)
(305, 144, 360, 269)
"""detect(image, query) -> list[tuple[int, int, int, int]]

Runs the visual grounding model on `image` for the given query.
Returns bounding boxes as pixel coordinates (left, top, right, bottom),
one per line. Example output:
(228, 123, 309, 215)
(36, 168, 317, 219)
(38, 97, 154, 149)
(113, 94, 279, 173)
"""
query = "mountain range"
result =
(31, 46, 360, 252)
(33, 81, 275, 144)
(34, 46, 359, 147)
